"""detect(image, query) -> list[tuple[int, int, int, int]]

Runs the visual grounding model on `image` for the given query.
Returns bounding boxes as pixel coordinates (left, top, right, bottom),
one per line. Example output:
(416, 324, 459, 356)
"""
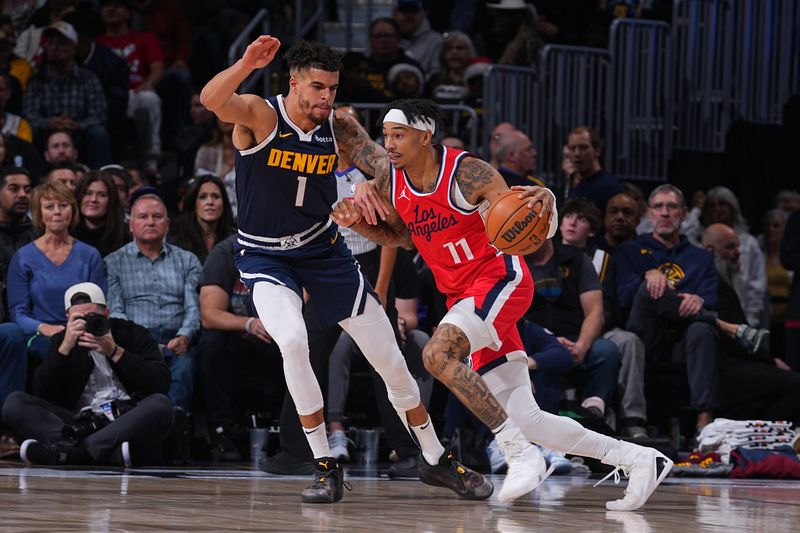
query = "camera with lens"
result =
(81, 312, 110, 336)
(61, 409, 111, 444)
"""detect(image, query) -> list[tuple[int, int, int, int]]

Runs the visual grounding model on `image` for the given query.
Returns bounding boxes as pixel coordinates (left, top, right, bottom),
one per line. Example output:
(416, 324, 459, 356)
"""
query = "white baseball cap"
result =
(64, 282, 107, 310)
(45, 21, 78, 45)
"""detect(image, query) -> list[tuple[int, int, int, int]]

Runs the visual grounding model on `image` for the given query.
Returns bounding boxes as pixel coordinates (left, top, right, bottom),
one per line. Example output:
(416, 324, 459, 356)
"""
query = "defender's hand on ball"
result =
(510, 185, 554, 219)
(331, 199, 363, 228)
(354, 181, 390, 225)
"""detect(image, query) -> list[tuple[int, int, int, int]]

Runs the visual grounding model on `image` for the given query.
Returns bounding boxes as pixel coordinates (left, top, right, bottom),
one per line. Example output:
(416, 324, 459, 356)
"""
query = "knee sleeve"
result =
(340, 296, 420, 411)
(252, 282, 322, 416)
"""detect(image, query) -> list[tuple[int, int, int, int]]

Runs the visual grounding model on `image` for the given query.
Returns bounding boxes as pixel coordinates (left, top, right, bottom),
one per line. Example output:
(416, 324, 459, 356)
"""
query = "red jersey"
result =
(96, 30, 164, 89)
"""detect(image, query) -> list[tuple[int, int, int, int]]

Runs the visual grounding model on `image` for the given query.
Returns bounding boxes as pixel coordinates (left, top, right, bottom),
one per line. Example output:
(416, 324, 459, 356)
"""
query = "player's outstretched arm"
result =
(457, 157, 558, 239)
(200, 35, 280, 132)
(333, 110, 392, 224)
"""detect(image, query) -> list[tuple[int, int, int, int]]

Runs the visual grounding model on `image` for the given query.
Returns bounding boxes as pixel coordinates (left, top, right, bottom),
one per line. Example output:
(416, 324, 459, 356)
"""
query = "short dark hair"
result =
(561, 196, 602, 234)
(0, 166, 31, 186)
(369, 17, 399, 36)
(44, 160, 81, 178)
(568, 126, 603, 151)
(380, 99, 442, 132)
(283, 40, 343, 73)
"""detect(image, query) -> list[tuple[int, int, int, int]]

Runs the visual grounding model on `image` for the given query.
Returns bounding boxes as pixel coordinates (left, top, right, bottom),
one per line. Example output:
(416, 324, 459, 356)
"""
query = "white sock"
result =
(303, 422, 331, 459)
(411, 416, 445, 465)
(492, 419, 526, 445)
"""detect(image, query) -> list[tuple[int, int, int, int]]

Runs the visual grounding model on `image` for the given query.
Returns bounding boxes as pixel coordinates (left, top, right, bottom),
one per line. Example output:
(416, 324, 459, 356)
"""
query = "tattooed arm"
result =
(457, 157, 558, 238)
(332, 110, 395, 224)
(330, 190, 413, 249)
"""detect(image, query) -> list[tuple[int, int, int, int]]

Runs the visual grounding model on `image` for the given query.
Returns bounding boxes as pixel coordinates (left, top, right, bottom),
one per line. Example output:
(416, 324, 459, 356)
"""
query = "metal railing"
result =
(227, 8, 270, 95)
(482, 65, 539, 162)
(607, 19, 672, 181)
(294, 0, 325, 43)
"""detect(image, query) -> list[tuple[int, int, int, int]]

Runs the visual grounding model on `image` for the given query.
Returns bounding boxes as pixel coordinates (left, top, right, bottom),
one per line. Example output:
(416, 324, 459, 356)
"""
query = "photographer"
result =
(2, 282, 173, 467)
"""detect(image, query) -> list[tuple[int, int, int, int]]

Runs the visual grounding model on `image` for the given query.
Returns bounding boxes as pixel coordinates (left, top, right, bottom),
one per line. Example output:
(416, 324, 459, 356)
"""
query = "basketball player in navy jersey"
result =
(200, 37, 492, 503)
(331, 99, 673, 510)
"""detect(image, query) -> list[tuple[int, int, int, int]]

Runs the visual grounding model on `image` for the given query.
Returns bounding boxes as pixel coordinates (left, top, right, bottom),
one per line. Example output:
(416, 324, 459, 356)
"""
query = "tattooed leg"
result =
(422, 324, 508, 429)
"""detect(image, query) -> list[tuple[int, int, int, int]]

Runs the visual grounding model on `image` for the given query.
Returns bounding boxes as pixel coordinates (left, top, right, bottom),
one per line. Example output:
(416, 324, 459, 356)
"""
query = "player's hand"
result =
(645, 269, 668, 299)
(330, 199, 363, 228)
(511, 185, 554, 219)
(677, 293, 704, 318)
(241, 35, 281, 71)
(354, 181, 391, 225)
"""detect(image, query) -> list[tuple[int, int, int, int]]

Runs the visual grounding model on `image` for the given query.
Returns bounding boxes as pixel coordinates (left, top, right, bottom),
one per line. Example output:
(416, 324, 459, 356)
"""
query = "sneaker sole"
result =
(19, 439, 36, 465)
(497, 464, 556, 503)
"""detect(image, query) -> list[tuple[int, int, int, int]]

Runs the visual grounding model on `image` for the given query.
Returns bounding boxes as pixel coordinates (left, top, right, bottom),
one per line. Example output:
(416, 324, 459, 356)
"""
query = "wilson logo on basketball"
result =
(500, 211, 536, 243)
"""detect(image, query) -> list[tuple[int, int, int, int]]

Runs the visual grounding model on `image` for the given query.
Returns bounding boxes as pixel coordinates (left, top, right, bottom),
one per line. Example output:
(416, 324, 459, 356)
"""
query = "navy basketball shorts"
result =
(234, 228, 376, 327)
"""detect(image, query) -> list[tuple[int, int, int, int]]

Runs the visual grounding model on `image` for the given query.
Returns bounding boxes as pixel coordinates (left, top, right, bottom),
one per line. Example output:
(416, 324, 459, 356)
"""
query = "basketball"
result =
(485, 190, 550, 255)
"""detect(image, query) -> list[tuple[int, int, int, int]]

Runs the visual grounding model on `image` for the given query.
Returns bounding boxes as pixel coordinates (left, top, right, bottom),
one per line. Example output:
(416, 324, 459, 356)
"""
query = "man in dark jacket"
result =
(2, 282, 173, 467)
(781, 210, 800, 370)
(0, 167, 37, 312)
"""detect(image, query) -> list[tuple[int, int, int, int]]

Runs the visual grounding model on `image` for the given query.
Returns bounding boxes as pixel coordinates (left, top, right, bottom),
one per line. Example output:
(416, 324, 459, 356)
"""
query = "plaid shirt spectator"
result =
(105, 240, 201, 340)
(22, 64, 107, 131)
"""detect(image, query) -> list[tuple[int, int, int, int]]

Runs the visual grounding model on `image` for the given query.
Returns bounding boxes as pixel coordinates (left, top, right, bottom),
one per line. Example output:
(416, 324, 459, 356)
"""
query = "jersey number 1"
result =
(443, 238, 474, 264)
(295, 176, 308, 207)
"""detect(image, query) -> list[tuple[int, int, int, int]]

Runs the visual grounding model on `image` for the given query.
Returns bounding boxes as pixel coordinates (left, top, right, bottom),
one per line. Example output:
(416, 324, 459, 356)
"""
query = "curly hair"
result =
(379, 99, 443, 132)
(283, 40, 343, 74)
(561, 196, 602, 234)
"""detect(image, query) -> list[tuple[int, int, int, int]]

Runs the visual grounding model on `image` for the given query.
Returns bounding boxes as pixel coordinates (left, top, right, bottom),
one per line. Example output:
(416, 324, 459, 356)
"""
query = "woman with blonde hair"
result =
(6, 181, 106, 359)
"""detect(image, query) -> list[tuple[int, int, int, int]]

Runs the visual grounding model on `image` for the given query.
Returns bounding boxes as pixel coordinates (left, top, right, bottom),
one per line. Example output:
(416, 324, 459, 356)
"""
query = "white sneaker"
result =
(497, 439, 552, 503)
(597, 441, 673, 511)
(485, 439, 507, 474)
(327, 429, 351, 463)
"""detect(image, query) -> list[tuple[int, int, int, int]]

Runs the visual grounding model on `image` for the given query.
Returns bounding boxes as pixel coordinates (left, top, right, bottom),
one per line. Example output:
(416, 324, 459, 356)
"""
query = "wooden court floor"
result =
(1, 462, 799, 532)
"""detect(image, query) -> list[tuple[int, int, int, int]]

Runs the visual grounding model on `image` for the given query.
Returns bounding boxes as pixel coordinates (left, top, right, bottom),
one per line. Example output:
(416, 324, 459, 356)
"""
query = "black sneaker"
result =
(20, 439, 90, 465)
(301, 457, 351, 503)
(210, 426, 242, 462)
(418, 450, 494, 500)
(262, 450, 315, 475)
(387, 454, 419, 479)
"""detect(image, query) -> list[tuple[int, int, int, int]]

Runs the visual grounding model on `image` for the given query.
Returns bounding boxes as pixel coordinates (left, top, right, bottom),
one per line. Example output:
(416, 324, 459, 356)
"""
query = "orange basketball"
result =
(485, 190, 550, 255)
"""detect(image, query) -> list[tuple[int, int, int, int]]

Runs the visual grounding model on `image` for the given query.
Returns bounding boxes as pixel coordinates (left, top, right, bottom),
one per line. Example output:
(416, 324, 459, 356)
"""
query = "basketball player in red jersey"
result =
(332, 99, 673, 510)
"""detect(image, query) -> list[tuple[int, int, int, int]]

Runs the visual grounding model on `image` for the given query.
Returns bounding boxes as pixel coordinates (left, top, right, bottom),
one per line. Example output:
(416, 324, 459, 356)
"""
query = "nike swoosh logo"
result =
(330, 233, 338, 245)
(304, 427, 320, 435)
(420, 421, 430, 430)
(279, 132, 293, 138)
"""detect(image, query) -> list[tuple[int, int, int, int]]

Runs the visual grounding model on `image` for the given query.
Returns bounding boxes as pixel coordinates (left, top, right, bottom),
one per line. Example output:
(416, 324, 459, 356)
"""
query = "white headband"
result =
(383, 108, 436, 135)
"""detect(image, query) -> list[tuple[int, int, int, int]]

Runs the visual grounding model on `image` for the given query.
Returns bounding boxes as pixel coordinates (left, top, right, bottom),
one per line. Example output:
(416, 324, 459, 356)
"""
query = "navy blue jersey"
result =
(235, 94, 339, 249)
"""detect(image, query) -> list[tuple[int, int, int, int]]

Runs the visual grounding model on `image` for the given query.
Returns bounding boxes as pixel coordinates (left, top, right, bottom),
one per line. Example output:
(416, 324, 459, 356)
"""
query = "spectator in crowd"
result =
(775, 190, 800, 215)
(173, 92, 214, 177)
(516, 320, 573, 417)
(3, 281, 173, 467)
(366, 17, 424, 99)
(560, 197, 649, 439)
(7, 181, 106, 360)
(440, 135, 466, 150)
(0, 73, 30, 142)
(43, 129, 79, 165)
(495, 129, 544, 187)
(22, 21, 112, 169)
(761, 209, 790, 358)
(71, 170, 129, 257)
(0, 27, 31, 114)
(336, 51, 386, 104)
(97, 0, 164, 171)
(566, 126, 623, 214)
(601, 192, 639, 252)
(12, 0, 76, 64)
(427, 31, 474, 102)
(105, 190, 201, 411)
(194, 118, 236, 216)
(0, 318, 26, 456)
(65, 11, 130, 162)
(133, 0, 194, 150)
(523, 234, 622, 423)
(616, 185, 767, 433)
(394, 0, 443, 79)
(101, 164, 133, 215)
(781, 210, 800, 370)
(702, 224, 800, 425)
(488, 121, 516, 169)
(198, 234, 283, 462)
(700, 186, 767, 327)
(0, 167, 38, 315)
(0, 132, 42, 184)
(41, 161, 80, 191)
(486, 0, 544, 70)
(387, 62, 425, 99)
(168, 174, 235, 264)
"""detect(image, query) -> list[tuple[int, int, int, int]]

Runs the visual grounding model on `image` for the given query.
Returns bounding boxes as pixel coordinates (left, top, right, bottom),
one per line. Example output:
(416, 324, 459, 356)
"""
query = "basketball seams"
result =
(486, 194, 547, 254)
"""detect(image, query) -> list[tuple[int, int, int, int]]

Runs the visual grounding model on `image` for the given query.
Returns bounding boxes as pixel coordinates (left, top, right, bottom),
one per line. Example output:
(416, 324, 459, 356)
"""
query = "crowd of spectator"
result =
(0, 0, 796, 474)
